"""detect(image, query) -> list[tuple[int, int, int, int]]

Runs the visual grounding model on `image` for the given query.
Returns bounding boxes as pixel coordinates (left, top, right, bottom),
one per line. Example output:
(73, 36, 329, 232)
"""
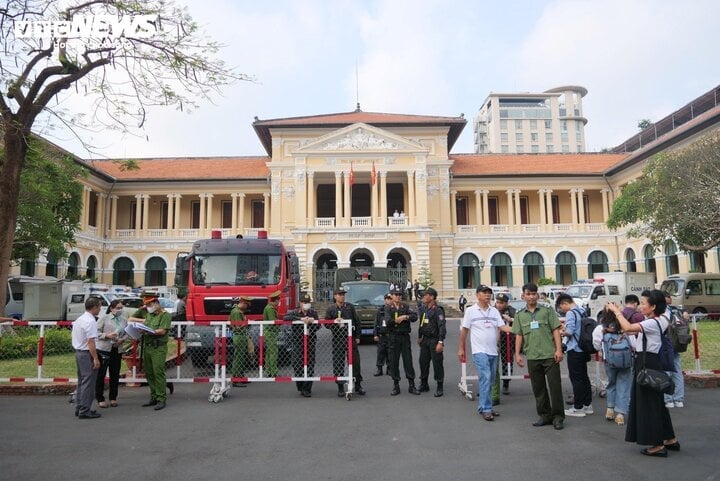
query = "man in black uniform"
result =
(373, 293, 392, 376)
(284, 294, 320, 397)
(417, 287, 447, 397)
(324, 288, 365, 397)
(385, 288, 420, 395)
(494, 293, 517, 397)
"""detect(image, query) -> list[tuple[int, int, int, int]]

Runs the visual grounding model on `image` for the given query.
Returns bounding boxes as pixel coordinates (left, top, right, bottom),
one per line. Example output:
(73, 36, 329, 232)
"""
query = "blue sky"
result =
(46, 0, 720, 159)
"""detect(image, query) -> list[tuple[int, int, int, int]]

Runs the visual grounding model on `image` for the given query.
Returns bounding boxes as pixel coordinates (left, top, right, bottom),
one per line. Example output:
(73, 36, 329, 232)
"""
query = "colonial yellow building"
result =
(15, 85, 720, 301)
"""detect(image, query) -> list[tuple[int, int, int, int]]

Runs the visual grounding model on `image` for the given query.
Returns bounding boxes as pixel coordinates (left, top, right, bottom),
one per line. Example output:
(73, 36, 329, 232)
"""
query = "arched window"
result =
(112, 257, 134, 286)
(689, 251, 706, 273)
(145, 257, 167, 286)
(490, 252, 513, 287)
(523, 251, 545, 284)
(20, 258, 36, 276)
(45, 252, 58, 278)
(643, 245, 656, 283)
(664, 240, 679, 276)
(587, 251, 608, 278)
(457, 253, 481, 289)
(625, 248, 637, 273)
(86, 255, 97, 281)
(67, 252, 80, 279)
(555, 251, 576, 285)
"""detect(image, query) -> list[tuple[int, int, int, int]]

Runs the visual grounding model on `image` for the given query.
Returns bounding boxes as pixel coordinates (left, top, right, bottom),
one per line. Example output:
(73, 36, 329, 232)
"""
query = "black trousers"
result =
(95, 347, 121, 402)
(418, 337, 444, 383)
(292, 328, 316, 393)
(388, 333, 415, 381)
(567, 350, 592, 409)
(375, 335, 389, 367)
(330, 328, 362, 385)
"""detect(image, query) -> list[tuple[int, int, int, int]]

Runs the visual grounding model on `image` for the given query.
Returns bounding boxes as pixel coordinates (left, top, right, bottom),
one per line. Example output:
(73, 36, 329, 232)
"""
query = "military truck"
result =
(334, 267, 390, 339)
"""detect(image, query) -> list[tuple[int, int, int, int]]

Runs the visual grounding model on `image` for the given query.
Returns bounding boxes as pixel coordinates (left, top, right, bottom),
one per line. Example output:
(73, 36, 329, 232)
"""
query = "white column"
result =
(407, 170, 416, 224)
(96, 193, 106, 233)
(335, 172, 343, 226)
(231, 193, 239, 232)
(142, 194, 150, 234)
(263, 193, 270, 230)
(198, 194, 207, 233)
(370, 172, 378, 225)
(450, 190, 458, 231)
(545, 189, 553, 226)
(569, 189, 578, 225)
(474, 190, 482, 226)
(174, 195, 182, 233)
(343, 170, 351, 227)
(601, 188, 610, 223)
(237, 193, 245, 234)
(166, 194, 175, 230)
(538, 189, 547, 226)
(380, 171, 388, 226)
(205, 193, 214, 232)
(307, 172, 315, 227)
(577, 188, 586, 225)
(134, 194, 143, 236)
(110, 195, 118, 236)
(514, 189, 521, 226)
(482, 190, 489, 227)
(82, 186, 92, 228)
(505, 189, 515, 225)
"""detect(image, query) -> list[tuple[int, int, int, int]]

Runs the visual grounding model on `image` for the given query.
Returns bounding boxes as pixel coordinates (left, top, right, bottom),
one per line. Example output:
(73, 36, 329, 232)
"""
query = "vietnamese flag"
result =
(371, 161, 376, 185)
(349, 162, 355, 186)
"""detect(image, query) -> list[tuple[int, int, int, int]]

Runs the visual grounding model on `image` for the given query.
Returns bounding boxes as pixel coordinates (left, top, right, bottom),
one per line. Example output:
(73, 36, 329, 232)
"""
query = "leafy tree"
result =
(607, 133, 720, 252)
(537, 277, 557, 286)
(10, 138, 85, 263)
(417, 264, 435, 290)
(637, 119, 653, 130)
(0, 0, 247, 315)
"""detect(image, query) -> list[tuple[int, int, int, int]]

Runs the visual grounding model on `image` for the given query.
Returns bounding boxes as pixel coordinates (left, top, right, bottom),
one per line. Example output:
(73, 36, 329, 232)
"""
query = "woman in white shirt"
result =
(95, 299, 129, 408)
(606, 289, 679, 457)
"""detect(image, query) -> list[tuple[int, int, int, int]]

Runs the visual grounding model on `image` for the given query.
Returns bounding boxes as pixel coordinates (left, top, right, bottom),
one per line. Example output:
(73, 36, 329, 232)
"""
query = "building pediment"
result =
(293, 123, 428, 154)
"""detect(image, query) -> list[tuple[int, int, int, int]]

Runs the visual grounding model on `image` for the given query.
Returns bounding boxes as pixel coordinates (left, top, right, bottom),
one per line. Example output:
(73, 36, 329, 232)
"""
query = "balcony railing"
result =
(352, 217, 372, 227)
(315, 218, 335, 228)
(458, 225, 476, 233)
(116, 229, 135, 238)
(388, 217, 408, 226)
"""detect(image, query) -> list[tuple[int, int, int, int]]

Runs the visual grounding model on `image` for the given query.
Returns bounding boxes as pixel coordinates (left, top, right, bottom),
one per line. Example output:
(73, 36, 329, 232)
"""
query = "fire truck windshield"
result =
(192, 254, 282, 286)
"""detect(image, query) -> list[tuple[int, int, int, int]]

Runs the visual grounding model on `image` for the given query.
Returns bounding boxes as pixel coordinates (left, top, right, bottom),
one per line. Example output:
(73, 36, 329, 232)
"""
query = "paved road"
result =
(1, 318, 719, 481)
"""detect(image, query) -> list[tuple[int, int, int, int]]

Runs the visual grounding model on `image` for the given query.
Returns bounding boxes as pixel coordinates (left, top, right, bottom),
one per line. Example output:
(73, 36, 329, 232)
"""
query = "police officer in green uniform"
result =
(229, 296, 252, 387)
(262, 291, 281, 377)
(139, 297, 172, 411)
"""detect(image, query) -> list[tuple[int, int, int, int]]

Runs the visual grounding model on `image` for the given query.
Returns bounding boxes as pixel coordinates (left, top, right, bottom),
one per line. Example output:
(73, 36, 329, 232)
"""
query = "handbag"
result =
(636, 325, 675, 395)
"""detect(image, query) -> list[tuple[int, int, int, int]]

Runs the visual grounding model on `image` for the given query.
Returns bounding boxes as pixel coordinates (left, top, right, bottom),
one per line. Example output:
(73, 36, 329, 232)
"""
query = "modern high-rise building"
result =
(473, 85, 588, 154)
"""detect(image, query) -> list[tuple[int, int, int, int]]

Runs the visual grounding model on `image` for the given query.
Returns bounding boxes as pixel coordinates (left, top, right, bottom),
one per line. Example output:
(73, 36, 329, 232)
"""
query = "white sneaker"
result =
(564, 407, 586, 417)
(665, 402, 675, 408)
(583, 405, 594, 415)
(674, 401, 684, 408)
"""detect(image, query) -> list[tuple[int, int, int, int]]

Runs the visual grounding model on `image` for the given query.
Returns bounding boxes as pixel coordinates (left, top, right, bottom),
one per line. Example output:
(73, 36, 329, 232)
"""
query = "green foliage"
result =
(537, 277, 557, 286)
(417, 265, 435, 290)
(607, 133, 720, 252)
(637, 119, 653, 130)
(9, 139, 85, 263)
(0, 327, 72, 359)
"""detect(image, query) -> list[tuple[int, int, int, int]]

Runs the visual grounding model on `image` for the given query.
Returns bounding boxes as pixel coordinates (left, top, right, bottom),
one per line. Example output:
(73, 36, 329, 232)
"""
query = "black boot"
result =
(419, 379, 430, 392)
(356, 381, 366, 396)
(391, 381, 401, 396)
(502, 380, 510, 395)
(434, 382, 444, 397)
(337, 383, 345, 398)
(374, 366, 383, 376)
(408, 380, 421, 395)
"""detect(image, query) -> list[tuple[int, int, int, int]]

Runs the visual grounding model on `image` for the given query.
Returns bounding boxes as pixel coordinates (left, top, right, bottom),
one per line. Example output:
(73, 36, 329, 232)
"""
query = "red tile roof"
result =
(89, 156, 270, 180)
(449, 153, 629, 176)
(253, 110, 467, 154)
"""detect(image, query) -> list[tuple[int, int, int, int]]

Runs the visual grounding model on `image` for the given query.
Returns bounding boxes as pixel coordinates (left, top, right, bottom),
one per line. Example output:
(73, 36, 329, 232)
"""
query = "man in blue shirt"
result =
(556, 293, 593, 417)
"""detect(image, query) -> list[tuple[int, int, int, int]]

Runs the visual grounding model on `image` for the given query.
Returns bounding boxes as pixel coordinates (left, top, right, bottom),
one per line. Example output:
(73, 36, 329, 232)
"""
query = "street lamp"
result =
(471, 258, 486, 287)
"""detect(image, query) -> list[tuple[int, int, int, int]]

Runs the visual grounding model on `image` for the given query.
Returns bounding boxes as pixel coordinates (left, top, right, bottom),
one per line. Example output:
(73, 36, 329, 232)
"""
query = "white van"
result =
(660, 273, 720, 314)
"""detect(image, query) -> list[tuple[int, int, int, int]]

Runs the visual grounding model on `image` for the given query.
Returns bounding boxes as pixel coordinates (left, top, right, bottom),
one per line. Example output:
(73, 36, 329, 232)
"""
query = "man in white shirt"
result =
(72, 297, 102, 419)
(458, 285, 512, 421)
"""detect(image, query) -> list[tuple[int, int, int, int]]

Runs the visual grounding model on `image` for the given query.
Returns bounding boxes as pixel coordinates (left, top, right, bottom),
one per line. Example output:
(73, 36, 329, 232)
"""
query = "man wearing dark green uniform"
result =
(140, 297, 172, 411)
(513, 283, 565, 430)
(229, 296, 251, 386)
(263, 291, 281, 377)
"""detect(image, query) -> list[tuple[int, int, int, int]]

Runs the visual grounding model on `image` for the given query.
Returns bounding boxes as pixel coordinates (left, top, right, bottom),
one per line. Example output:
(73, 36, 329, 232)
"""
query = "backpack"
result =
(571, 307, 598, 354)
(602, 332, 633, 369)
(652, 318, 676, 372)
(664, 309, 692, 353)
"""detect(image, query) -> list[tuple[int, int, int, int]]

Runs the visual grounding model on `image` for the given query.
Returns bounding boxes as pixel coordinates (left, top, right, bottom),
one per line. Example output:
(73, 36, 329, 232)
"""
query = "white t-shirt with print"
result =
(461, 303, 505, 355)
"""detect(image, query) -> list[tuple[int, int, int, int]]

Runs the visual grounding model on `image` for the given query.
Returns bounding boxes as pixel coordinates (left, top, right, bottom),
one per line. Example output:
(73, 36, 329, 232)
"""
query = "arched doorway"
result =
(664, 240, 679, 276)
(523, 252, 545, 284)
(457, 253, 481, 289)
(86, 255, 97, 281)
(643, 245, 656, 282)
(349, 249, 374, 268)
(314, 251, 337, 302)
(386, 249, 410, 287)
(491, 252, 513, 287)
(145, 257, 167, 286)
(112, 257, 134, 286)
(67, 252, 80, 279)
(555, 251, 576, 285)
(45, 252, 58, 278)
(587, 250, 608, 278)
(625, 248, 637, 273)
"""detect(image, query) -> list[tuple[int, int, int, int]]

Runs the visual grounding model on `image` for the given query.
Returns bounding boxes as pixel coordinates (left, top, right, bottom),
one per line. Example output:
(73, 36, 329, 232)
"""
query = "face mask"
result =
(113, 308, 123, 315)
(147, 306, 157, 314)
(302, 303, 311, 311)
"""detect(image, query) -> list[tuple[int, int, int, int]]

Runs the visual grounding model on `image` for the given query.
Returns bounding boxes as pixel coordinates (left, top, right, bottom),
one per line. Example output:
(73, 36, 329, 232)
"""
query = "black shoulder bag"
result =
(636, 324, 675, 395)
